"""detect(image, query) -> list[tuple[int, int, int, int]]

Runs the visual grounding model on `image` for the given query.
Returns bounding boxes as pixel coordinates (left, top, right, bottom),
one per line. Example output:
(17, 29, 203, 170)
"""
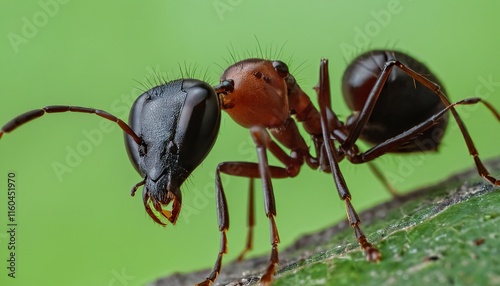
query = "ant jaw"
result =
(164, 190, 182, 225)
(218, 94, 235, 110)
(161, 209, 172, 219)
(214, 80, 236, 109)
(142, 187, 182, 226)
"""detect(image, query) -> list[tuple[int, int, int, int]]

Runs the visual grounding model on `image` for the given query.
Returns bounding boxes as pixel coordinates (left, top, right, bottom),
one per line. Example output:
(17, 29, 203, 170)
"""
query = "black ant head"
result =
(126, 79, 221, 225)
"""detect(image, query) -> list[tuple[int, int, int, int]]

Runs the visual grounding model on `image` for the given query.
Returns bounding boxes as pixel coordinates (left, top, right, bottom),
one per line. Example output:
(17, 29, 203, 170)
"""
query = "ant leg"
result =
(195, 165, 229, 286)
(341, 59, 500, 186)
(393, 63, 500, 186)
(0, 105, 142, 145)
(198, 122, 306, 285)
(197, 161, 292, 286)
(349, 98, 489, 165)
(317, 59, 381, 262)
(249, 126, 281, 285)
(340, 60, 399, 150)
(237, 178, 255, 261)
(367, 162, 399, 197)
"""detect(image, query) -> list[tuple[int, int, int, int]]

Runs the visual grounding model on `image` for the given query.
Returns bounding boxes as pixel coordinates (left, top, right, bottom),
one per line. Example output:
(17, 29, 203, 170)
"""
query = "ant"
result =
(1, 50, 499, 286)
(200, 50, 500, 285)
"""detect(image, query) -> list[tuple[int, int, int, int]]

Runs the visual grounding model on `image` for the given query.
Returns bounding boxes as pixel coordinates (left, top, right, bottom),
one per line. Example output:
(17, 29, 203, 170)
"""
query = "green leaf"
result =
(153, 159, 500, 286)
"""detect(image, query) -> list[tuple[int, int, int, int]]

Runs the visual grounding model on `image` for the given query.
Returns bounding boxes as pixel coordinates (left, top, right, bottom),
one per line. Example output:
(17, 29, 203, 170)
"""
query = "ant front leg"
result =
(316, 59, 381, 262)
(197, 126, 302, 286)
(249, 126, 282, 285)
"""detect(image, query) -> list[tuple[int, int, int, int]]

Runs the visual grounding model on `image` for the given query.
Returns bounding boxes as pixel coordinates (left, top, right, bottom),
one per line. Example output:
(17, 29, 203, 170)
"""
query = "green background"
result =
(0, 1, 499, 285)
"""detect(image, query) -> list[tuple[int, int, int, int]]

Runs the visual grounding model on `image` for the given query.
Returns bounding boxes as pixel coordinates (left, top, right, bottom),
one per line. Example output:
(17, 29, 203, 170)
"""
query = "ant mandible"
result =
(1, 50, 499, 286)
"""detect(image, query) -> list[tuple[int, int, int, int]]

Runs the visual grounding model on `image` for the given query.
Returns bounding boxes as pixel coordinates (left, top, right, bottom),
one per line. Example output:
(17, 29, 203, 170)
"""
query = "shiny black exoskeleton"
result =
(2, 50, 499, 286)
(125, 79, 221, 225)
(342, 50, 448, 152)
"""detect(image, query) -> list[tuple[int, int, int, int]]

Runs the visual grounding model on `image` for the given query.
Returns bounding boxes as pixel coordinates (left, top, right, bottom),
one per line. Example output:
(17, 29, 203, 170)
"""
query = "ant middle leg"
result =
(316, 59, 381, 262)
(198, 126, 303, 285)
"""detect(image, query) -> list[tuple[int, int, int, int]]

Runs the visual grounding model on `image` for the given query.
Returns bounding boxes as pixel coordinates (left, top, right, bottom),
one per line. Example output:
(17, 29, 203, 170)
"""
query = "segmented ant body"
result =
(199, 50, 500, 285)
(1, 50, 499, 286)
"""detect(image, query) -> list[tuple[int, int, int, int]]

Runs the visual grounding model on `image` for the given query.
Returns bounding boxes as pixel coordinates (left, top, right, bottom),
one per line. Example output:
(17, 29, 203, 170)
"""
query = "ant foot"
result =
(358, 237, 381, 262)
(365, 246, 382, 262)
(259, 262, 277, 286)
(483, 174, 500, 186)
(195, 279, 213, 286)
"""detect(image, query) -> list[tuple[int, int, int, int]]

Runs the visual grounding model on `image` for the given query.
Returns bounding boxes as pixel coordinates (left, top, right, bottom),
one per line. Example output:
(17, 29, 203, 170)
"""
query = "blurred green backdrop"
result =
(1, 1, 500, 285)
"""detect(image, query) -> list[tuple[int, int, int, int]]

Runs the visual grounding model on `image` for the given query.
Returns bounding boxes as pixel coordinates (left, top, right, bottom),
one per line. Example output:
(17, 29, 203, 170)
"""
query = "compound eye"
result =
(176, 79, 221, 174)
(272, 60, 289, 78)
